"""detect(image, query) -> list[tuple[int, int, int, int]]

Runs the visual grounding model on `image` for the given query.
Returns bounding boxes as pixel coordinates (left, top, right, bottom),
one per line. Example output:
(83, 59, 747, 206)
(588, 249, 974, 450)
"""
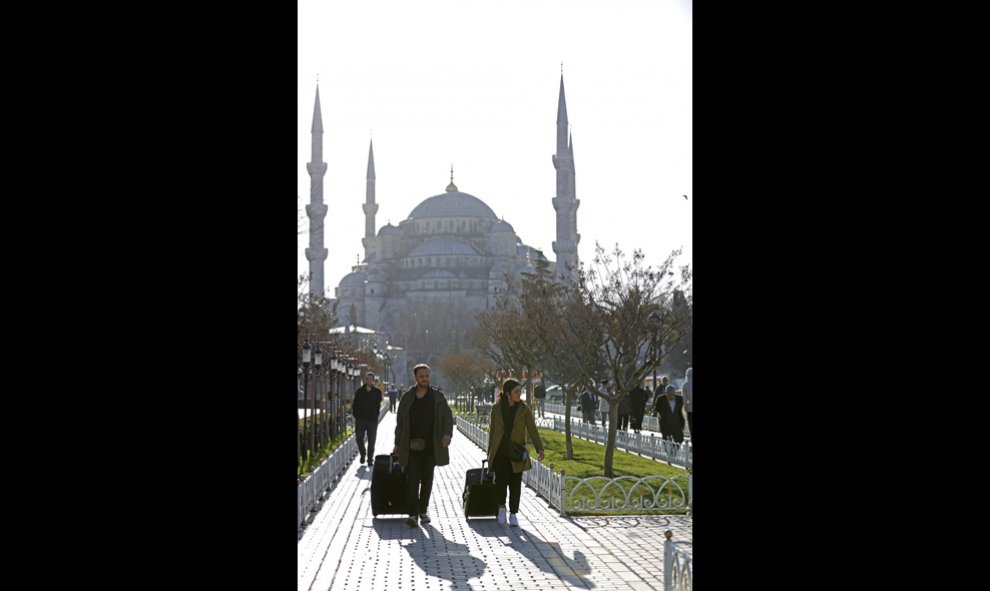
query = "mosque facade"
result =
(304, 75, 581, 344)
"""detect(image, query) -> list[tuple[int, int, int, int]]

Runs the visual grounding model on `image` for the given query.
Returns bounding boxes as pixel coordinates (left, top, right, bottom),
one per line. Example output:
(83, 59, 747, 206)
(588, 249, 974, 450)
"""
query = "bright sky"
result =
(299, 0, 692, 293)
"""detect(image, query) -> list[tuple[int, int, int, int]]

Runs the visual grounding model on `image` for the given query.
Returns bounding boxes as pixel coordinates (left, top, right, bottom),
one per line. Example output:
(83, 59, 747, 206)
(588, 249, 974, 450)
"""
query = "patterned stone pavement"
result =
(299, 410, 692, 591)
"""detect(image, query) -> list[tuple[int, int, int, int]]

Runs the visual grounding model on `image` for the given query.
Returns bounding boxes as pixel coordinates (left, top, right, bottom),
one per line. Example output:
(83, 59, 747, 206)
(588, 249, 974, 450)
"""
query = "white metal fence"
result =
(664, 530, 693, 590)
(454, 415, 690, 517)
(535, 416, 692, 469)
(544, 402, 686, 438)
(298, 402, 388, 531)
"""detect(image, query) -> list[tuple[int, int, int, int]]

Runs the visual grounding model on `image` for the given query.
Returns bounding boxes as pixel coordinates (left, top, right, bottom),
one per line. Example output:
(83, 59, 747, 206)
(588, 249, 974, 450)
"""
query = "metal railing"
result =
(544, 402, 688, 439)
(298, 401, 388, 531)
(455, 415, 690, 517)
(664, 530, 693, 590)
(535, 416, 692, 468)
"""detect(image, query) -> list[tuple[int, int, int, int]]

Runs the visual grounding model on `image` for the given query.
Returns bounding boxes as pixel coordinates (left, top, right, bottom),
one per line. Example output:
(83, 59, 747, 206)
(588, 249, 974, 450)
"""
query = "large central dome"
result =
(408, 191, 497, 220)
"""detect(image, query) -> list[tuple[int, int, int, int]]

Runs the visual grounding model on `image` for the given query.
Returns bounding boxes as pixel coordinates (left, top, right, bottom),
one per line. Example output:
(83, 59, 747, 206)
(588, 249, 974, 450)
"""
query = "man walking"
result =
(393, 364, 454, 527)
(533, 379, 547, 418)
(681, 367, 692, 440)
(655, 384, 685, 444)
(353, 371, 383, 467)
(629, 380, 650, 434)
(387, 383, 398, 413)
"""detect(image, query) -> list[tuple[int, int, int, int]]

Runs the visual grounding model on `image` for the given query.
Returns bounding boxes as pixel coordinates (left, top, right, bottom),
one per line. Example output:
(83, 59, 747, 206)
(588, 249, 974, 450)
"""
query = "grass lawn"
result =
(457, 415, 689, 515)
(298, 425, 353, 481)
(538, 428, 690, 515)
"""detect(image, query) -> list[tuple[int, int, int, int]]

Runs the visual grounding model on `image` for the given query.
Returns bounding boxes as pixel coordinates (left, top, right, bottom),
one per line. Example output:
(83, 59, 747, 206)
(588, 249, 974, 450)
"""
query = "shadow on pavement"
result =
(465, 521, 593, 587)
(372, 522, 487, 587)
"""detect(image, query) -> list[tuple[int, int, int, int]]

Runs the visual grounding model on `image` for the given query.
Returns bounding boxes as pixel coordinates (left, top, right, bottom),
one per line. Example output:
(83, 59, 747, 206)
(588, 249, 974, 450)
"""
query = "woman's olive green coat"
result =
(487, 401, 544, 473)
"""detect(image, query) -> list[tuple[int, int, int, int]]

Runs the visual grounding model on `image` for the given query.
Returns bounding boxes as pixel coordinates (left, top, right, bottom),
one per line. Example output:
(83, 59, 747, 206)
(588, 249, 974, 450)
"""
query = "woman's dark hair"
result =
(499, 379, 521, 405)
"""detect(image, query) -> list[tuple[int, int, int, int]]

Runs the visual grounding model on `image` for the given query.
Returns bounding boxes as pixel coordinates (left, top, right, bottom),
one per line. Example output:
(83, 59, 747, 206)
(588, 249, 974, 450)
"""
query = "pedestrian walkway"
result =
(299, 409, 692, 590)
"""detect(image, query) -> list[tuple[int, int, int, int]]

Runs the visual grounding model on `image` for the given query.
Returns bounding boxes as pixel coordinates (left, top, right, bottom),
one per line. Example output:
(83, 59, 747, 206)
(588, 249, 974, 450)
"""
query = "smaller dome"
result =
(339, 271, 367, 287)
(377, 224, 400, 236)
(491, 219, 514, 233)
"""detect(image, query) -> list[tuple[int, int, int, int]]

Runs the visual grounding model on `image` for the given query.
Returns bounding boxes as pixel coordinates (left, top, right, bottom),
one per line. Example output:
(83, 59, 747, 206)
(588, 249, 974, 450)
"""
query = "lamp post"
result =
(648, 311, 661, 395)
(297, 353, 302, 472)
(348, 361, 357, 429)
(330, 351, 340, 439)
(313, 344, 322, 453)
(336, 356, 346, 437)
(301, 339, 311, 472)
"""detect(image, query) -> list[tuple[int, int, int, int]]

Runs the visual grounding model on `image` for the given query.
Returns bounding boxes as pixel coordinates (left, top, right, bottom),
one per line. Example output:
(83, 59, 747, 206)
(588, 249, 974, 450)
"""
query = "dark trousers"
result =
(355, 418, 378, 460)
(687, 412, 693, 439)
(388, 396, 397, 412)
(619, 413, 630, 430)
(493, 453, 523, 513)
(534, 398, 545, 418)
(406, 450, 436, 516)
(631, 412, 645, 431)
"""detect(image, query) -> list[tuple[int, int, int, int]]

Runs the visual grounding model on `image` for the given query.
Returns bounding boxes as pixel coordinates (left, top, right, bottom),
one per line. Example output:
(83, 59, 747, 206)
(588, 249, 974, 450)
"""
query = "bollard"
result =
(664, 530, 674, 591)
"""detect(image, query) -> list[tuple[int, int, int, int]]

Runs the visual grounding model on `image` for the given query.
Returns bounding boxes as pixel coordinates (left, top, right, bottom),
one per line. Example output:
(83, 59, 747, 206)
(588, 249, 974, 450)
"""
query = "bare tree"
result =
(563, 243, 691, 476)
(394, 298, 478, 384)
(472, 277, 546, 396)
(438, 351, 489, 411)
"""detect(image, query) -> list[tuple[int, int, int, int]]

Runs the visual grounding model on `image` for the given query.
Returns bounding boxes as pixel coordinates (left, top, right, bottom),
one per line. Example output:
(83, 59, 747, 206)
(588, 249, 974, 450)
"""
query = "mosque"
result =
(303, 74, 581, 357)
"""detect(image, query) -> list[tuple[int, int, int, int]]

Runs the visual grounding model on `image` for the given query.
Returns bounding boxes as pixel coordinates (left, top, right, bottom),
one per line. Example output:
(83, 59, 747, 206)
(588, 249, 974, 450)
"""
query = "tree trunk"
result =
(564, 387, 575, 460)
(603, 399, 620, 477)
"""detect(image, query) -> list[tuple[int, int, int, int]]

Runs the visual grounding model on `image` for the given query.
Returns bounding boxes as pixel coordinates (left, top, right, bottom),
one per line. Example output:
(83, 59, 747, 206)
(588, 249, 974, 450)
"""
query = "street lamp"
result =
(330, 349, 341, 437)
(313, 344, 322, 453)
(301, 339, 311, 472)
(649, 311, 661, 395)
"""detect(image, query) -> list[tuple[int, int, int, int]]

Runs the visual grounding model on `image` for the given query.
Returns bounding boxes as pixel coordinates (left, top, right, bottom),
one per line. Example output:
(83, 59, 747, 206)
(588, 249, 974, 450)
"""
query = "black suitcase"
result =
(371, 454, 408, 517)
(462, 459, 499, 519)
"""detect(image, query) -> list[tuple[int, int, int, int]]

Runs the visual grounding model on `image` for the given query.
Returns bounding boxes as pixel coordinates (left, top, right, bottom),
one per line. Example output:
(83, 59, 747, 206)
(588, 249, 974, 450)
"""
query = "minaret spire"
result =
(446, 164, 458, 192)
(551, 73, 580, 283)
(363, 138, 378, 240)
(305, 84, 329, 297)
(556, 73, 569, 146)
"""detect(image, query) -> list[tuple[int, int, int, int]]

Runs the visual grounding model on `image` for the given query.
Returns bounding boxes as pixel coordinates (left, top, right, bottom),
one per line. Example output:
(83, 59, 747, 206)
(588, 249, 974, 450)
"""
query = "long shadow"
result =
(466, 521, 594, 588)
(372, 521, 487, 586)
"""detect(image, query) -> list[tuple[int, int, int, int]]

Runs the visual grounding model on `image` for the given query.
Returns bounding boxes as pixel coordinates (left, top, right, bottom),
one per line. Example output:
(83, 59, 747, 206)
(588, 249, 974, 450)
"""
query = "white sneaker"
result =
(509, 513, 519, 527)
(497, 507, 507, 524)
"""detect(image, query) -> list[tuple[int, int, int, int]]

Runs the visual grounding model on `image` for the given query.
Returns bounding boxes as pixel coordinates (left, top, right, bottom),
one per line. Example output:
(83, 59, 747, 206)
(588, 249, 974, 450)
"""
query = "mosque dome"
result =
(339, 271, 367, 286)
(377, 223, 400, 236)
(491, 219, 514, 233)
(408, 191, 497, 220)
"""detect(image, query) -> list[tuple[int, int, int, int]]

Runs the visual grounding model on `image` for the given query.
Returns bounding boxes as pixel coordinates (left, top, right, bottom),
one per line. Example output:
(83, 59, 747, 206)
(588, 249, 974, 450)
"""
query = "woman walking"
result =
(487, 379, 545, 526)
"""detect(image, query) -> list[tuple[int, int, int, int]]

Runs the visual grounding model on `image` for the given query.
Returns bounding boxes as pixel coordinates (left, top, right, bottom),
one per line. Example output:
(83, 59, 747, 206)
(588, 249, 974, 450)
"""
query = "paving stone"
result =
(299, 411, 691, 591)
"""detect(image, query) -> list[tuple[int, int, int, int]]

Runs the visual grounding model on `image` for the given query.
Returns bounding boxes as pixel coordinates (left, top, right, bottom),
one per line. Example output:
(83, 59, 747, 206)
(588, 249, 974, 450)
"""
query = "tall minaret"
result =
(306, 85, 329, 297)
(551, 73, 580, 282)
(363, 139, 378, 241)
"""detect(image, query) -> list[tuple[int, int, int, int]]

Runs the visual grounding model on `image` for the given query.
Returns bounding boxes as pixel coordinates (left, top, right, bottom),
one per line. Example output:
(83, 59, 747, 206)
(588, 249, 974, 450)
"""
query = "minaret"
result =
(551, 73, 580, 282)
(363, 139, 378, 240)
(305, 85, 329, 297)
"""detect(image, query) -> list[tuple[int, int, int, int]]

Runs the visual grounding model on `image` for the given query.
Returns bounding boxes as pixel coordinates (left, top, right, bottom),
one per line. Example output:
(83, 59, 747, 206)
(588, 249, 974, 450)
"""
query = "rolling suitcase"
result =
(462, 459, 499, 519)
(371, 454, 408, 517)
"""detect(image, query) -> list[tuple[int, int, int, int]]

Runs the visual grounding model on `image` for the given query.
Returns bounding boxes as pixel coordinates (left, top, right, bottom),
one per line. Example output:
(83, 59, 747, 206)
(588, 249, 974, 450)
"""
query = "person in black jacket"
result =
(629, 381, 650, 434)
(533, 380, 547, 418)
(654, 384, 685, 443)
(353, 371, 383, 467)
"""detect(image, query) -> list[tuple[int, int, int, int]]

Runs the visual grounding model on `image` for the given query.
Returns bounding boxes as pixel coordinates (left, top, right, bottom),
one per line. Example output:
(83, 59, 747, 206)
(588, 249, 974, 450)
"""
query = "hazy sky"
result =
(299, 0, 692, 293)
